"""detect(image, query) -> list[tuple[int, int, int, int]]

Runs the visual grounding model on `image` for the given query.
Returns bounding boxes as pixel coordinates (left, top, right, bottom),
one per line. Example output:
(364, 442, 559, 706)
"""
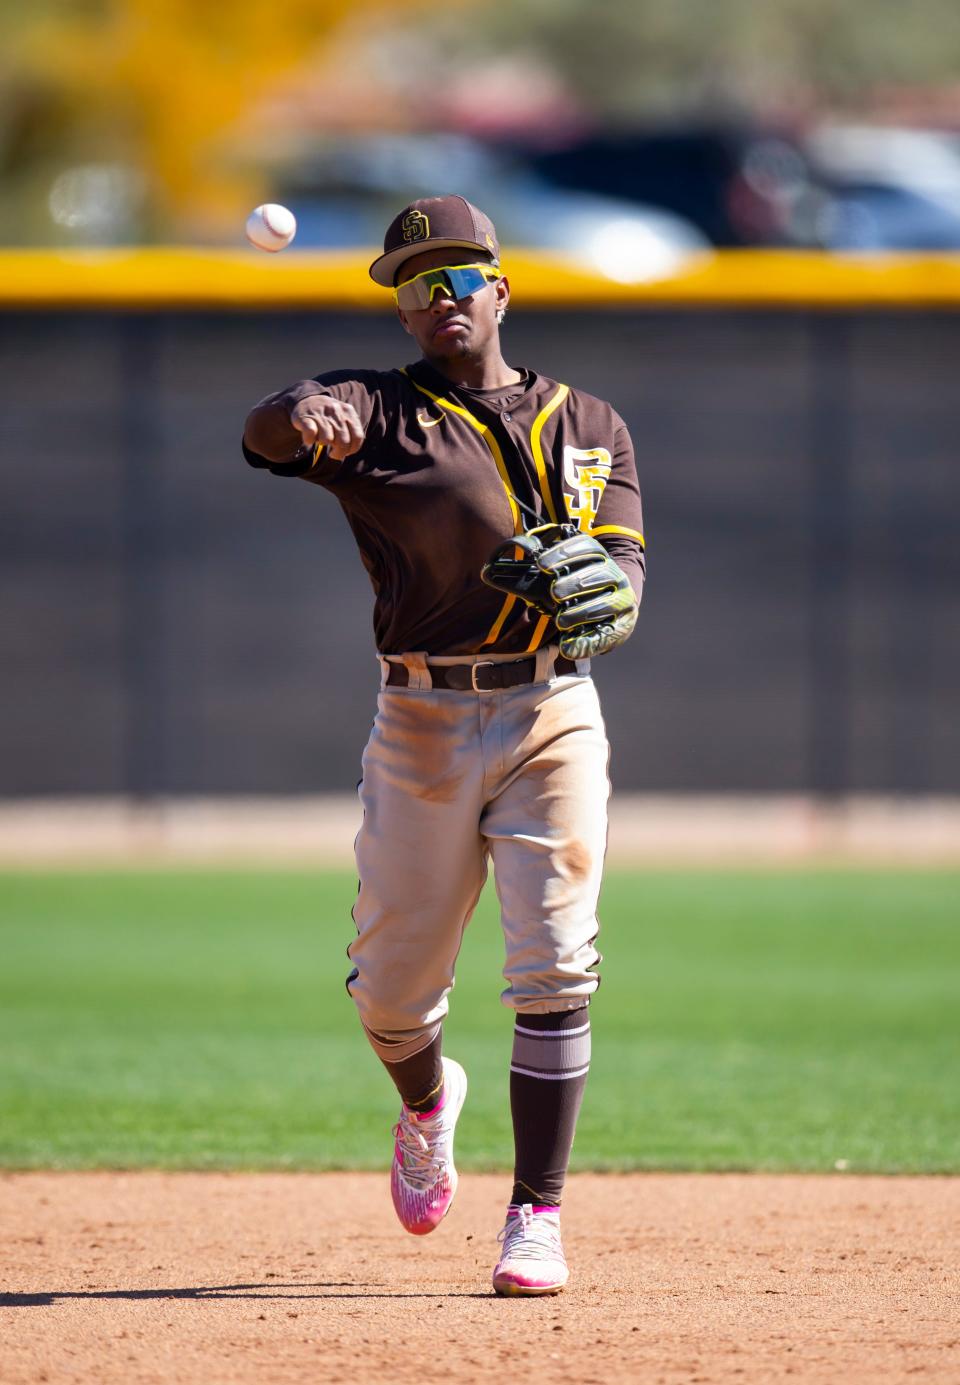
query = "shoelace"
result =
(392, 1108, 448, 1191)
(497, 1206, 565, 1262)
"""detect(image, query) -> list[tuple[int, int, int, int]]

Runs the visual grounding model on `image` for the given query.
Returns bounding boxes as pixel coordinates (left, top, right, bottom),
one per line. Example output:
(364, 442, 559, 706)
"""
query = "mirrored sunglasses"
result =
(394, 262, 500, 310)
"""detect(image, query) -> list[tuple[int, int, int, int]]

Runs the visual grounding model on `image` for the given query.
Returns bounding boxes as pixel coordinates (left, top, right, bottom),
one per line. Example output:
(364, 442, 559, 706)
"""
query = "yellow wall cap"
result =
(2, 247, 960, 309)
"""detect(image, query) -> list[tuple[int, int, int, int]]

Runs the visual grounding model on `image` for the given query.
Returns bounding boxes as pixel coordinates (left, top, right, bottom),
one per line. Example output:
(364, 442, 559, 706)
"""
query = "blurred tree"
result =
(0, 0, 430, 243)
(386, 0, 960, 125)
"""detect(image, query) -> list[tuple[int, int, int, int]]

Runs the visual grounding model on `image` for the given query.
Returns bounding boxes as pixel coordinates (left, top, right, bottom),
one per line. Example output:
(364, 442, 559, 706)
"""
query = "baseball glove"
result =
(481, 523, 638, 659)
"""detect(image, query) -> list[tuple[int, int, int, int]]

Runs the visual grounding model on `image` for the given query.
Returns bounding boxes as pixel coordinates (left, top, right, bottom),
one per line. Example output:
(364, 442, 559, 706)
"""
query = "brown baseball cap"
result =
(369, 195, 500, 287)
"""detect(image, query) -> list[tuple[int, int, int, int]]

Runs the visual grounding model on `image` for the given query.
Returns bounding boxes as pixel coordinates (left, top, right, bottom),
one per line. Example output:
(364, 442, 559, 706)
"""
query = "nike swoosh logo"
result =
(417, 410, 443, 428)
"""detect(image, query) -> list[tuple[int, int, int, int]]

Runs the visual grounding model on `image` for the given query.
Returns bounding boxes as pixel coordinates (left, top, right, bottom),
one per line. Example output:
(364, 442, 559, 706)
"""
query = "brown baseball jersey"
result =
(243, 359, 644, 656)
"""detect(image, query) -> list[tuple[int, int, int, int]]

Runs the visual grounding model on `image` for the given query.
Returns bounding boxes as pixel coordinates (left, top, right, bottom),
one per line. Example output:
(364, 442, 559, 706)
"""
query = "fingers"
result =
(555, 598, 617, 629)
(559, 608, 638, 659)
(536, 533, 606, 575)
(554, 567, 636, 627)
(550, 560, 621, 605)
(291, 412, 320, 446)
(290, 399, 364, 458)
(324, 405, 360, 454)
(328, 407, 364, 460)
(555, 585, 637, 628)
(551, 554, 632, 604)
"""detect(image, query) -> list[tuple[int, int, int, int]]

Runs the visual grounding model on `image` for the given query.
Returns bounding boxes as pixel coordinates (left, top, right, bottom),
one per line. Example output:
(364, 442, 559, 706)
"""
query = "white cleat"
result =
(492, 1202, 569, 1296)
(390, 1057, 468, 1235)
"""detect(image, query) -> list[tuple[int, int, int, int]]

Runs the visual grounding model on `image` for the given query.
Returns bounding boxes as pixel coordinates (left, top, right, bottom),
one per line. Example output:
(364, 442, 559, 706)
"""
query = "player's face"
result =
(395, 247, 510, 364)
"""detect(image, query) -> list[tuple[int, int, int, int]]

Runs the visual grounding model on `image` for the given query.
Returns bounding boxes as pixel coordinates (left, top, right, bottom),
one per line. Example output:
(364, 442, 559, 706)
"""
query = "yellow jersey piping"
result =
(524, 613, 553, 653)
(590, 523, 645, 547)
(400, 369, 520, 532)
(301, 441, 326, 476)
(482, 596, 518, 647)
(528, 383, 568, 524)
(400, 367, 521, 647)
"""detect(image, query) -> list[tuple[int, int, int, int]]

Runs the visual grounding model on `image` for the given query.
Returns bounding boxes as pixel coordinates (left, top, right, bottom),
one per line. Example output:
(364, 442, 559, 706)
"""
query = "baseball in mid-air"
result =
(245, 203, 297, 252)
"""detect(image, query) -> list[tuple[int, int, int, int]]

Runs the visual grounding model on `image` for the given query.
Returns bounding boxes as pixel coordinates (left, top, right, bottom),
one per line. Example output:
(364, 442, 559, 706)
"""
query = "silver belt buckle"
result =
(471, 660, 496, 691)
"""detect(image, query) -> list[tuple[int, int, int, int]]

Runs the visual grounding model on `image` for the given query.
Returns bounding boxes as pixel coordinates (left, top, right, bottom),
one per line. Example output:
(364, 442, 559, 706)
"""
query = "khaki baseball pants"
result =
(346, 648, 611, 1062)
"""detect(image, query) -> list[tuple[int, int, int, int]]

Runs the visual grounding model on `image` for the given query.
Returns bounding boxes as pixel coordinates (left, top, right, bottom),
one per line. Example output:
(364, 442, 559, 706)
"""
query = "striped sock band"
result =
(510, 1015, 591, 1083)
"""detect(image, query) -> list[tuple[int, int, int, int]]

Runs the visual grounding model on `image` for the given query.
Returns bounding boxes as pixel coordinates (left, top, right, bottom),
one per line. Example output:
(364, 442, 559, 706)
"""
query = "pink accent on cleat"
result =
(492, 1203, 568, 1296)
(390, 1057, 467, 1236)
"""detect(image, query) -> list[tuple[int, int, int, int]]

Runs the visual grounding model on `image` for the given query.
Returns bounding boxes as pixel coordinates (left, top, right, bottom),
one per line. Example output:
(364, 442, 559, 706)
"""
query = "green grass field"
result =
(1, 869, 957, 1173)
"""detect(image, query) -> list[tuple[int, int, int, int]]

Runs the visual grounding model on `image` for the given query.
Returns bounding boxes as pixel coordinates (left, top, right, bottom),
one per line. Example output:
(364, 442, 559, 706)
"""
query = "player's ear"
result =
(495, 275, 510, 313)
(396, 305, 413, 336)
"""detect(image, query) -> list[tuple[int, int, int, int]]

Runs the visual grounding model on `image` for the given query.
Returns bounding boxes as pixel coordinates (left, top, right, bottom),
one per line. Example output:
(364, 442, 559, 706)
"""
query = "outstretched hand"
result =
(290, 396, 365, 460)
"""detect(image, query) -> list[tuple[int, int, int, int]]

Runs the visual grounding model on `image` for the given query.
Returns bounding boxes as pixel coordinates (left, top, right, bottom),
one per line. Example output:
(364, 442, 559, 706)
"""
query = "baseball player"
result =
(242, 196, 645, 1295)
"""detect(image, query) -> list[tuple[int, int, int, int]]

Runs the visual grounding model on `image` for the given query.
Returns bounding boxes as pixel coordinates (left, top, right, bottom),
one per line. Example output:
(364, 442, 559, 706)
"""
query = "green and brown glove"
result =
(481, 524, 638, 659)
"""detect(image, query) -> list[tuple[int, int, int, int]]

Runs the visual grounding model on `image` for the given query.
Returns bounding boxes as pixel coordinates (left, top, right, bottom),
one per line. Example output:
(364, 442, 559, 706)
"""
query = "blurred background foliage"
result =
(0, 0, 426, 242)
(1, 0, 959, 246)
(451, 0, 960, 119)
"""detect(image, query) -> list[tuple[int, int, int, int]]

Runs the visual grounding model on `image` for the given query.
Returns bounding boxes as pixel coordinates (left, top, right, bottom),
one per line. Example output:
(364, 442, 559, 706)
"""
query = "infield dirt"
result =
(2, 1172, 957, 1385)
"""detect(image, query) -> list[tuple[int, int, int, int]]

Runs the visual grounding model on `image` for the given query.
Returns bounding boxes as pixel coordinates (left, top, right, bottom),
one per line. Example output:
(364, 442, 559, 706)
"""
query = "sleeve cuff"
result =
(241, 438, 319, 477)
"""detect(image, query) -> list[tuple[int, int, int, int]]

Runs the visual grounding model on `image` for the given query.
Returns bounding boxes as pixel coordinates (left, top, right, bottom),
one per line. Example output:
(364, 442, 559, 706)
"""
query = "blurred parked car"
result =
(510, 122, 960, 251)
(269, 133, 710, 281)
(509, 125, 813, 247)
(802, 125, 960, 250)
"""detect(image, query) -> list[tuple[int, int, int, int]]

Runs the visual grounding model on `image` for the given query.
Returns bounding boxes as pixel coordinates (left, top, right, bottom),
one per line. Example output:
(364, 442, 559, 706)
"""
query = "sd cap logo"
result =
(402, 210, 430, 243)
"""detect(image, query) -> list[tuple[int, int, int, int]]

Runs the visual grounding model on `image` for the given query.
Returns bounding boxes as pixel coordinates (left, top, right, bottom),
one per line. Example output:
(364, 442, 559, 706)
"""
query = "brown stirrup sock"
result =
(509, 1005, 591, 1208)
(372, 1027, 445, 1112)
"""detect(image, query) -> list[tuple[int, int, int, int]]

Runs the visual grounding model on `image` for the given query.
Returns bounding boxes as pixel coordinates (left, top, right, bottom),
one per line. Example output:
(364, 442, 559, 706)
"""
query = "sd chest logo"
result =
(562, 445, 612, 531)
